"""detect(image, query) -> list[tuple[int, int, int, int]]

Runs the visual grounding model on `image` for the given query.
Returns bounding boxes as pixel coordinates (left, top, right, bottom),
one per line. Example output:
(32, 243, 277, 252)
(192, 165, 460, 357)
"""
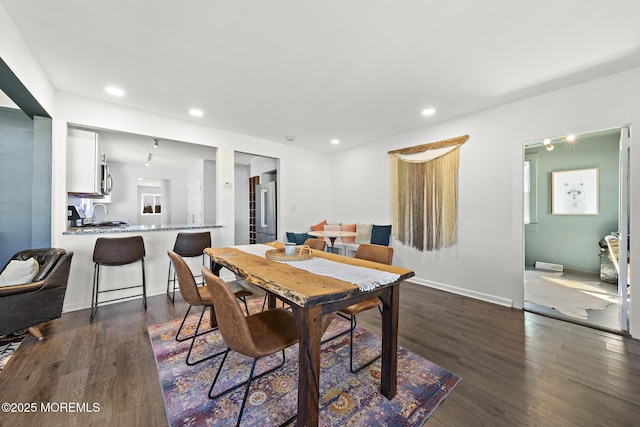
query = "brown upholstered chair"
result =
(303, 237, 327, 251)
(91, 236, 147, 320)
(166, 231, 211, 302)
(0, 248, 73, 340)
(202, 266, 298, 426)
(168, 250, 252, 365)
(334, 243, 393, 373)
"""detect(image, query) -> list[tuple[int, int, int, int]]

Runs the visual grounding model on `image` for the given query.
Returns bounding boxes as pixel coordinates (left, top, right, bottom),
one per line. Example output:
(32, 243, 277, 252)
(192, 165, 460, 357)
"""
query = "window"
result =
(141, 193, 161, 215)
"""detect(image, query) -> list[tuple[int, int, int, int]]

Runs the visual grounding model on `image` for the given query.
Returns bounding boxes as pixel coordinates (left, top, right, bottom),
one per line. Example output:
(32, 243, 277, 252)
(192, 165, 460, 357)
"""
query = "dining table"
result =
(307, 230, 357, 253)
(204, 243, 415, 427)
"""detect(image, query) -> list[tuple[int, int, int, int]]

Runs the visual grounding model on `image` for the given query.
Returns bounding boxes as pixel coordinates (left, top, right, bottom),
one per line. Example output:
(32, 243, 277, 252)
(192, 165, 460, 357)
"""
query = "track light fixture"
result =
(145, 153, 152, 167)
(152, 138, 159, 148)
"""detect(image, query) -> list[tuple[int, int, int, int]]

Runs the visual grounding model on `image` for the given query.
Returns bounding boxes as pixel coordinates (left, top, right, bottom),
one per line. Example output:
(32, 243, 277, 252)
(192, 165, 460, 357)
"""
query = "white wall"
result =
(0, 3, 55, 115)
(47, 93, 330, 311)
(203, 159, 216, 224)
(330, 67, 640, 337)
(52, 92, 331, 244)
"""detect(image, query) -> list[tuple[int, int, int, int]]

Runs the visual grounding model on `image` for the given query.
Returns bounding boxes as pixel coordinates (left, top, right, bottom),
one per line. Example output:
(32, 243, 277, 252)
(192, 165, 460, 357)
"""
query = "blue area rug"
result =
(148, 298, 461, 426)
(0, 330, 28, 373)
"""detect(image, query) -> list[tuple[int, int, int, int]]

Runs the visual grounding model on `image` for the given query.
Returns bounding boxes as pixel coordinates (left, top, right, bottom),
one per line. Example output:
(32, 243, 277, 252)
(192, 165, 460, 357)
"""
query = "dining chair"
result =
(202, 266, 299, 427)
(303, 237, 327, 251)
(330, 243, 394, 373)
(168, 250, 252, 366)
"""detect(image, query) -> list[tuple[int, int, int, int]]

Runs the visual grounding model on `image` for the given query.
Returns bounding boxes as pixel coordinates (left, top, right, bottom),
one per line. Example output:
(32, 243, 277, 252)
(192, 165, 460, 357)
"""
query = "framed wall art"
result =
(551, 168, 599, 215)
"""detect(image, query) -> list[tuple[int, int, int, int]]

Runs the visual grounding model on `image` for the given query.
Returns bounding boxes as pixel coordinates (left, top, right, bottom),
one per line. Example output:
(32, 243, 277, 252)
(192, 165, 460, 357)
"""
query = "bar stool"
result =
(166, 231, 211, 302)
(91, 236, 147, 320)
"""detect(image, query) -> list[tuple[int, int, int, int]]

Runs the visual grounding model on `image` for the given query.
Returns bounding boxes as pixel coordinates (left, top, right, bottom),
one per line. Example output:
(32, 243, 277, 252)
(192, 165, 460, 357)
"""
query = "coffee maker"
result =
(67, 205, 86, 227)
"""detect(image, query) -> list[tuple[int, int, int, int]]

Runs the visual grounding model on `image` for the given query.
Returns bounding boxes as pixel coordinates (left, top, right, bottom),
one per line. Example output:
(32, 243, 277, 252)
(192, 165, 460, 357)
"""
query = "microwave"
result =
(101, 164, 112, 195)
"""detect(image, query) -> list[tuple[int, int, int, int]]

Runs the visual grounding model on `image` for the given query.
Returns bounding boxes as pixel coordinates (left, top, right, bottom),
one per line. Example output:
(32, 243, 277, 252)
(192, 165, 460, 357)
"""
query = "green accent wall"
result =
(0, 107, 52, 267)
(525, 131, 619, 274)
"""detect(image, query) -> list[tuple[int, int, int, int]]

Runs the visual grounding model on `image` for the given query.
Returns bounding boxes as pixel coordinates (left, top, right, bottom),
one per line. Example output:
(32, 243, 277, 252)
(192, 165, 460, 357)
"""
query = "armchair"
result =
(0, 248, 73, 340)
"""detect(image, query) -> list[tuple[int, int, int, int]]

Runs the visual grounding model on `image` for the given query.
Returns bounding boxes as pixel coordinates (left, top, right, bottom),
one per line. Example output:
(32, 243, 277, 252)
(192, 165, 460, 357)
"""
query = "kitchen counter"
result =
(63, 223, 222, 235)
(57, 224, 229, 313)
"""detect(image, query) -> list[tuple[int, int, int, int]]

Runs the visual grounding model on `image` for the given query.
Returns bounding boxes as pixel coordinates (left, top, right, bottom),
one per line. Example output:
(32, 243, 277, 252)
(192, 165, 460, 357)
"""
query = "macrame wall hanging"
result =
(389, 135, 468, 251)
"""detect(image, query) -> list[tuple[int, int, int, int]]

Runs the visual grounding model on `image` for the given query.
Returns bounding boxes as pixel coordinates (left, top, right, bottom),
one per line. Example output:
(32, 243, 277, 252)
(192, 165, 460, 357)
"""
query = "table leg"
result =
(293, 304, 322, 426)
(329, 236, 337, 254)
(267, 292, 277, 309)
(210, 262, 222, 276)
(380, 283, 399, 398)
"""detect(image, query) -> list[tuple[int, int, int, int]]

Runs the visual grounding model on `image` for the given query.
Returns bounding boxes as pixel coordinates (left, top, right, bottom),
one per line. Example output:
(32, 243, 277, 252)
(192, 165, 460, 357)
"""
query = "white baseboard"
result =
(535, 261, 564, 272)
(62, 272, 245, 313)
(408, 277, 513, 307)
(63, 274, 513, 312)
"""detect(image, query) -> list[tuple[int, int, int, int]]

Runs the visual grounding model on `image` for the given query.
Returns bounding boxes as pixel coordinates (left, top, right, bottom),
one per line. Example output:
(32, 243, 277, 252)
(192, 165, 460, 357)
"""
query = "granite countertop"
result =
(63, 223, 222, 235)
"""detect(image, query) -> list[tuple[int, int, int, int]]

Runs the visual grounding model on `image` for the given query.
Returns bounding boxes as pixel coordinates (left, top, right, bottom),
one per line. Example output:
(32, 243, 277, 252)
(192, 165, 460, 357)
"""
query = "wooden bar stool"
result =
(91, 236, 147, 320)
(166, 231, 211, 302)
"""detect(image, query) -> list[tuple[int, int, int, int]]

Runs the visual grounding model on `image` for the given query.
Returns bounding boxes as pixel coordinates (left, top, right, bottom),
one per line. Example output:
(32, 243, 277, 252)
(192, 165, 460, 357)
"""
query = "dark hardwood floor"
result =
(1, 281, 639, 426)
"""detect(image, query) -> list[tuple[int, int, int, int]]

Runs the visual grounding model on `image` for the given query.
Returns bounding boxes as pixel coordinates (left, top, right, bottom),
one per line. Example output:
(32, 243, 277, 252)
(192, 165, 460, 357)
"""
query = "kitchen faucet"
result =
(92, 203, 108, 221)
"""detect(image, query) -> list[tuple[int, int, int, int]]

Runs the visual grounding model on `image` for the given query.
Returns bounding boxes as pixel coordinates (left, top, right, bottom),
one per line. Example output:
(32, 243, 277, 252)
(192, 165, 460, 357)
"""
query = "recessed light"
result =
(331, 139, 340, 145)
(421, 108, 436, 116)
(189, 108, 203, 117)
(105, 86, 125, 97)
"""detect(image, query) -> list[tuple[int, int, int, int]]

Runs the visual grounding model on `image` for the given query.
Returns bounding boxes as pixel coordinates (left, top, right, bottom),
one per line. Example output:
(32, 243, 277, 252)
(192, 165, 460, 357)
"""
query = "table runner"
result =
(234, 244, 400, 291)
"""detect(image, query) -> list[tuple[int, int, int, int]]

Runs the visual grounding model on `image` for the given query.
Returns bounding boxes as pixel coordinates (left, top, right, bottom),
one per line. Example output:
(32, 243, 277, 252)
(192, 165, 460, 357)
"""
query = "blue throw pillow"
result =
(286, 232, 312, 245)
(370, 224, 392, 246)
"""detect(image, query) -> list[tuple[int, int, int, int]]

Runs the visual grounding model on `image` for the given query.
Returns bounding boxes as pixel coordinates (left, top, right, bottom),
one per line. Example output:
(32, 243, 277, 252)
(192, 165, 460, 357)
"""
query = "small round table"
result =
(308, 230, 357, 254)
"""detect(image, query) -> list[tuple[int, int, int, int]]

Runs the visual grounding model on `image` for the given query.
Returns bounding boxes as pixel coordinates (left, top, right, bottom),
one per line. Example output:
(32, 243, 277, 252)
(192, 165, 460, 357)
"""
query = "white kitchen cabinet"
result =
(67, 128, 105, 196)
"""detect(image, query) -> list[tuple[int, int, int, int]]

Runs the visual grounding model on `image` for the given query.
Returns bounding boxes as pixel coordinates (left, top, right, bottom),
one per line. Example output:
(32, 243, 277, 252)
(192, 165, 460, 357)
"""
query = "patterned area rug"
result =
(0, 330, 28, 373)
(148, 298, 461, 426)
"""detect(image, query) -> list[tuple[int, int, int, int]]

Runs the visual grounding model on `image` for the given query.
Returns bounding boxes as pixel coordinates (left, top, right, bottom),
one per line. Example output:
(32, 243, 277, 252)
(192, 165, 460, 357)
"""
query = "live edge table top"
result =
(204, 246, 414, 308)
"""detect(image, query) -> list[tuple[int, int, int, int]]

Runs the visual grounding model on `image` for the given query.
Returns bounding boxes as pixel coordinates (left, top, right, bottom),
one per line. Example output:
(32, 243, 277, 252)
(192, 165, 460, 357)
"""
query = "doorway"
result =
(523, 127, 630, 334)
(233, 152, 279, 245)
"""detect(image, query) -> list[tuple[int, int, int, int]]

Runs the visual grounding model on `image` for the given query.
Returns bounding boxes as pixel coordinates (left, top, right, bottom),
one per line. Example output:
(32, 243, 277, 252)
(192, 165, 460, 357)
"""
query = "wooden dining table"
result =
(204, 244, 415, 427)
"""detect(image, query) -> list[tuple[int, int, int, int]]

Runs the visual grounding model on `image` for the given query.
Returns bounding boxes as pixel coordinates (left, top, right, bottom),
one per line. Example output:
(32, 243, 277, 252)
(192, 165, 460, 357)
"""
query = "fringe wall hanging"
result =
(389, 135, 468, 251)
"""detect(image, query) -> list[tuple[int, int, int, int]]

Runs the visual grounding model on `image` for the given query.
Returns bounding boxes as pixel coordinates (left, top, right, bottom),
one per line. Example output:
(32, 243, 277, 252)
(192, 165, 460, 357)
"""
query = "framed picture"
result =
(551, 168, 599, 215)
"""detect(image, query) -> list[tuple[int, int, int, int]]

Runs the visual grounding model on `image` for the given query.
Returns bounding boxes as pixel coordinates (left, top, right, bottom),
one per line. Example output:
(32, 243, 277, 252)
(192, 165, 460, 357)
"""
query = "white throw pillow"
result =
(355, 223, 373, 244)
(0, 258, 40, 287)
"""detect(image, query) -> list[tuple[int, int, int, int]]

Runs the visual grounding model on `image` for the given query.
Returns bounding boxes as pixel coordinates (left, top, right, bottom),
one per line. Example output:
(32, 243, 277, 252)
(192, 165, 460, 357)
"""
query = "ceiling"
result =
(3, 1, 640, 153)
(73, 126, 267, 168)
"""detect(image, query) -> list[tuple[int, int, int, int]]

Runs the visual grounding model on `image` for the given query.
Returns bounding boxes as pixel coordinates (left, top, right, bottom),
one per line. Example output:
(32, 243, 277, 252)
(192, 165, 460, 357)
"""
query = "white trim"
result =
(408, 277, 513, 308)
